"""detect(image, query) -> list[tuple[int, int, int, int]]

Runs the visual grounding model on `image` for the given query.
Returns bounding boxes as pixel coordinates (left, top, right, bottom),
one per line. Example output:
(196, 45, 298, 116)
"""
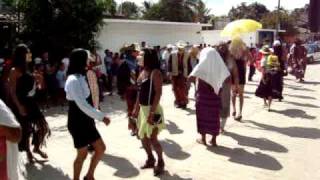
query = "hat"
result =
(273, 40, 281, 46)
(34, 57, 42, 64)
(260, 45, 271, 54)
(176, 41, 188, 49)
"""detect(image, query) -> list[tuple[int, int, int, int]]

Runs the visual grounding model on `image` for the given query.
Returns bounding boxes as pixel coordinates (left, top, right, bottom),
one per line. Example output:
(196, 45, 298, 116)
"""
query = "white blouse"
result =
(65, 74, 104, 121)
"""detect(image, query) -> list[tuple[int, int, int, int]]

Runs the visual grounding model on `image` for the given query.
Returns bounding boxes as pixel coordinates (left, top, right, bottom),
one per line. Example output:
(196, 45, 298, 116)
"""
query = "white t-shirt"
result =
(65, 74, 105, 121)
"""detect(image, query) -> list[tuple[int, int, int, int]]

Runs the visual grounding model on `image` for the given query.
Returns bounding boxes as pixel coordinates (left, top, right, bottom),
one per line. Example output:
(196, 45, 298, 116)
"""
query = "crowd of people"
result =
(0, 37, 308, 179)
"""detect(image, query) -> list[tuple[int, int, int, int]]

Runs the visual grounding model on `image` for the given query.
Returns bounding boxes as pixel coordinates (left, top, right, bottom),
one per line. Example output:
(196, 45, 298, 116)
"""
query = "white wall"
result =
(97, 21, 204, 53)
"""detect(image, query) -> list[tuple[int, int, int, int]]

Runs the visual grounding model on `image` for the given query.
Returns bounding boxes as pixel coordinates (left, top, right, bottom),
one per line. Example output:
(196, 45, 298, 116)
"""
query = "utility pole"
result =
(276, 0, 281, 39)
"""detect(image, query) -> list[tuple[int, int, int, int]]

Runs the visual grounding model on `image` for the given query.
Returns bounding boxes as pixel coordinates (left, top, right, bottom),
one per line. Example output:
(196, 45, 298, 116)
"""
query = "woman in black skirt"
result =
(65, 49, 111, 180)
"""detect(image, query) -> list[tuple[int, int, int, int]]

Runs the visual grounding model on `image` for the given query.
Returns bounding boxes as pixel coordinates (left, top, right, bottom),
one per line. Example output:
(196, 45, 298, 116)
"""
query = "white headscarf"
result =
(0, 100, 24, 180)
(190, 47, 230, 95)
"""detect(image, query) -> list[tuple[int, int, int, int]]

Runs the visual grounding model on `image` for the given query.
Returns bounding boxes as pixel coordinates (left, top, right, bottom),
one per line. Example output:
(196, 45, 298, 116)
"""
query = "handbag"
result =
(148, 71, 162, 124)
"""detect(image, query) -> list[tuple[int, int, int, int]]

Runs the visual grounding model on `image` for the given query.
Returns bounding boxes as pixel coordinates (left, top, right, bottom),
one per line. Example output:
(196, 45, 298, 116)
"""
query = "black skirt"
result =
(255, 70, 283, 99)
(67, 100, 101, 149)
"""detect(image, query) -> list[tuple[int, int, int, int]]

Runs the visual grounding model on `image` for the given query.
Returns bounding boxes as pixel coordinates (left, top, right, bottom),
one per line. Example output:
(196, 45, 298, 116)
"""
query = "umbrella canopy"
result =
(221, 19, 262, 37)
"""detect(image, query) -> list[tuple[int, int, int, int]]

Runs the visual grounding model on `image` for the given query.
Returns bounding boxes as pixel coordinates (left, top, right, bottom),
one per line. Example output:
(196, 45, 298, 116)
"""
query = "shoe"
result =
(235, 115, 242, 121)
(141, 158, 155, 169)
(154, 160, 165, 176)
(232, 112, 236, 117)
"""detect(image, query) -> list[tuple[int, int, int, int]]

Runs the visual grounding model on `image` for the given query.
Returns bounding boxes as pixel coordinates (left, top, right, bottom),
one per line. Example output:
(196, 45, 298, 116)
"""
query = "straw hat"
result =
(176, 41, 188, 49)
(259, 45, 271, 55)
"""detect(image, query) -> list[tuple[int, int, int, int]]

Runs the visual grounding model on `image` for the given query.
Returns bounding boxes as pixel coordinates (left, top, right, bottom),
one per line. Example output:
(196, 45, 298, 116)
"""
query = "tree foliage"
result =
(261, 9, 298, 34)
(119, 1, 139, 19)
(142, 0, 210, 23)
(228, 2, 269, 21)
(15, 0, 112, 60)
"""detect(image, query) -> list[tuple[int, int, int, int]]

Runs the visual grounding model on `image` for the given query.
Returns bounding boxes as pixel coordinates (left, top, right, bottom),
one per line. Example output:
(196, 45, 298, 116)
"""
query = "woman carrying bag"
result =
(132, 48, 166, 176)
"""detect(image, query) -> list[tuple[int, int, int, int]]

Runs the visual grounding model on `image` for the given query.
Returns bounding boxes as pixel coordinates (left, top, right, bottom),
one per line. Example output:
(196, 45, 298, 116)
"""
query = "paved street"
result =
(27, 61, 320, 180)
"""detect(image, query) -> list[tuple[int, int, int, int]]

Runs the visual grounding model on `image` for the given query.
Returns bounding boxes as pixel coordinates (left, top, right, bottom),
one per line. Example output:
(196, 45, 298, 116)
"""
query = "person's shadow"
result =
(283, 101, 320, 109)
(161, 139, 191, 160)
(166, 120, 184, 134)
(270, 109, 316, 120)
(159, 171, 193, 180)
(26, 163, 70, 180)
(207, 146, 283, 171)
(224, 131, 288, 153)
(101, 154, 139, 178)
(247, 120, 320, 139)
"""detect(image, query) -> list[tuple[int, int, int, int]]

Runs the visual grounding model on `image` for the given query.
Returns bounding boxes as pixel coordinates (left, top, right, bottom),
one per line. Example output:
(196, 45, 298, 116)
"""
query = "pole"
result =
(276, 0, 281, 39)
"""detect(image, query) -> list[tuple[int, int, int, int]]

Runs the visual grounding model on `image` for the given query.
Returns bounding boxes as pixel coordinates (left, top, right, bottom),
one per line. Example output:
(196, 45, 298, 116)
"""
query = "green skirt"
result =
(137, 105, 165, 139)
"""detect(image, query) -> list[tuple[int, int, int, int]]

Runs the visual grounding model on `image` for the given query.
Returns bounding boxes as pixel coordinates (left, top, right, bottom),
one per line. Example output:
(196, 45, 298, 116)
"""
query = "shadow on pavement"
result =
(207, 146, 283, 171)
(184, 107, 196, 115)
(161, 139, 191, 160)
(283, 101, 320, 109)
(166, 120, 184, 134)
(26, 163, 70, 180)
(271, 109, 316, 120)
(159, 171, 192, 180)
(101, 154, 139, 178)
(224, 131, 288, 153)
(300, 81, 320, 85)
(248, 121, 320, 139)
(285, 85, 315, 92)
(283, 94, 317, 100)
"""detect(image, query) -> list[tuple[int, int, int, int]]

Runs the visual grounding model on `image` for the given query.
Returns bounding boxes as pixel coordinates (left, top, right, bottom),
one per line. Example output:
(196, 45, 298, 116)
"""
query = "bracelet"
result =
(150, 111, 155, 114)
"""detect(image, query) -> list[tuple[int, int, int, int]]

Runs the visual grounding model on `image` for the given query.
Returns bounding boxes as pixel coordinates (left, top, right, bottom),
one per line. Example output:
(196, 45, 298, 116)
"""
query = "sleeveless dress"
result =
(137, 75, 165, 139)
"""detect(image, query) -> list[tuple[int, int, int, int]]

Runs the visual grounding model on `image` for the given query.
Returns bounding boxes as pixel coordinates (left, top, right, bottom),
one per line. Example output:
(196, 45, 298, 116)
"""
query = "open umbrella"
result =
(221, 19, 262, 37)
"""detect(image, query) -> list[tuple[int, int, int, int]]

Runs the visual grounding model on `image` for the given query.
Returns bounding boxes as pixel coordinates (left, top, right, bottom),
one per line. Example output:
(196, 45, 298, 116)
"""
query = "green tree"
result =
(228, 2, 269, 21)
(143, 0, 208, 22)
(119, 1, 139, 19)
(261, 9, 298, 34)
(15, 0, 112, 60)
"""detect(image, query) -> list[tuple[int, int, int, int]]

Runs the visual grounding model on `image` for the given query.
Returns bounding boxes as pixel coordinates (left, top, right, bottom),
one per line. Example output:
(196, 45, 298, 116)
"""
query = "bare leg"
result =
(150, 129, 164, 176)
(150, 129, 163, 162)
(73, 147, 88, 180)
(239, 93, 244, 116)
(268, 96, 272, 111)
(231, 88, 237, 117)
(210, 135, 217, 147)
(220, 118, 227, 132)
(85, 139, 106, 180)
(196, 133, 207, 145)
(141, 137, 155, 169)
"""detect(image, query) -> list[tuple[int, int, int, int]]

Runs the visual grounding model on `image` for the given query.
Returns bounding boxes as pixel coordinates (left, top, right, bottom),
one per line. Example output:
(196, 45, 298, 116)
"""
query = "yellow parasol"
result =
(221, 19, 262, 37)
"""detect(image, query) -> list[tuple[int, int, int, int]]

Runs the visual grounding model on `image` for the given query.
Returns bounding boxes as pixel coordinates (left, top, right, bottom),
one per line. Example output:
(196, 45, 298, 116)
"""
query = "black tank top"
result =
(138, 78, 155, 106)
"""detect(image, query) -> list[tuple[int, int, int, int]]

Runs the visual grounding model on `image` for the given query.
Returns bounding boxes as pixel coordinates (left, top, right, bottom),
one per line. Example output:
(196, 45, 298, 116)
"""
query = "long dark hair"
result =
(143, 48, 160, 71)
(13, 44, 29, 73)
(67, 49, 88, 76)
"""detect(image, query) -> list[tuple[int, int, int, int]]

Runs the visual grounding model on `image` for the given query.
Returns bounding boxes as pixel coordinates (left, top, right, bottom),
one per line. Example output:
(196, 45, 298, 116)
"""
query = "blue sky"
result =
(115, 0, 309, 15)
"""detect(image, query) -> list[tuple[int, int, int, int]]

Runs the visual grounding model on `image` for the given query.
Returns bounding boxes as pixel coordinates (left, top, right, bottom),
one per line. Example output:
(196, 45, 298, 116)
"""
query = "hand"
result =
(103, 116, 111, 126)
(147, 113, 155, 125)
(132, 108, 139, 118)
(19, 106, 27, 117)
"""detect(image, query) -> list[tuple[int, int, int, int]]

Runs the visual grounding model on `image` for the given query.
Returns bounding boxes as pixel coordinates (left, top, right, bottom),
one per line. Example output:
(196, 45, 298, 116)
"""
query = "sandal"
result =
(141, 158, 155, 169)
(154, 160, 165, 176)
